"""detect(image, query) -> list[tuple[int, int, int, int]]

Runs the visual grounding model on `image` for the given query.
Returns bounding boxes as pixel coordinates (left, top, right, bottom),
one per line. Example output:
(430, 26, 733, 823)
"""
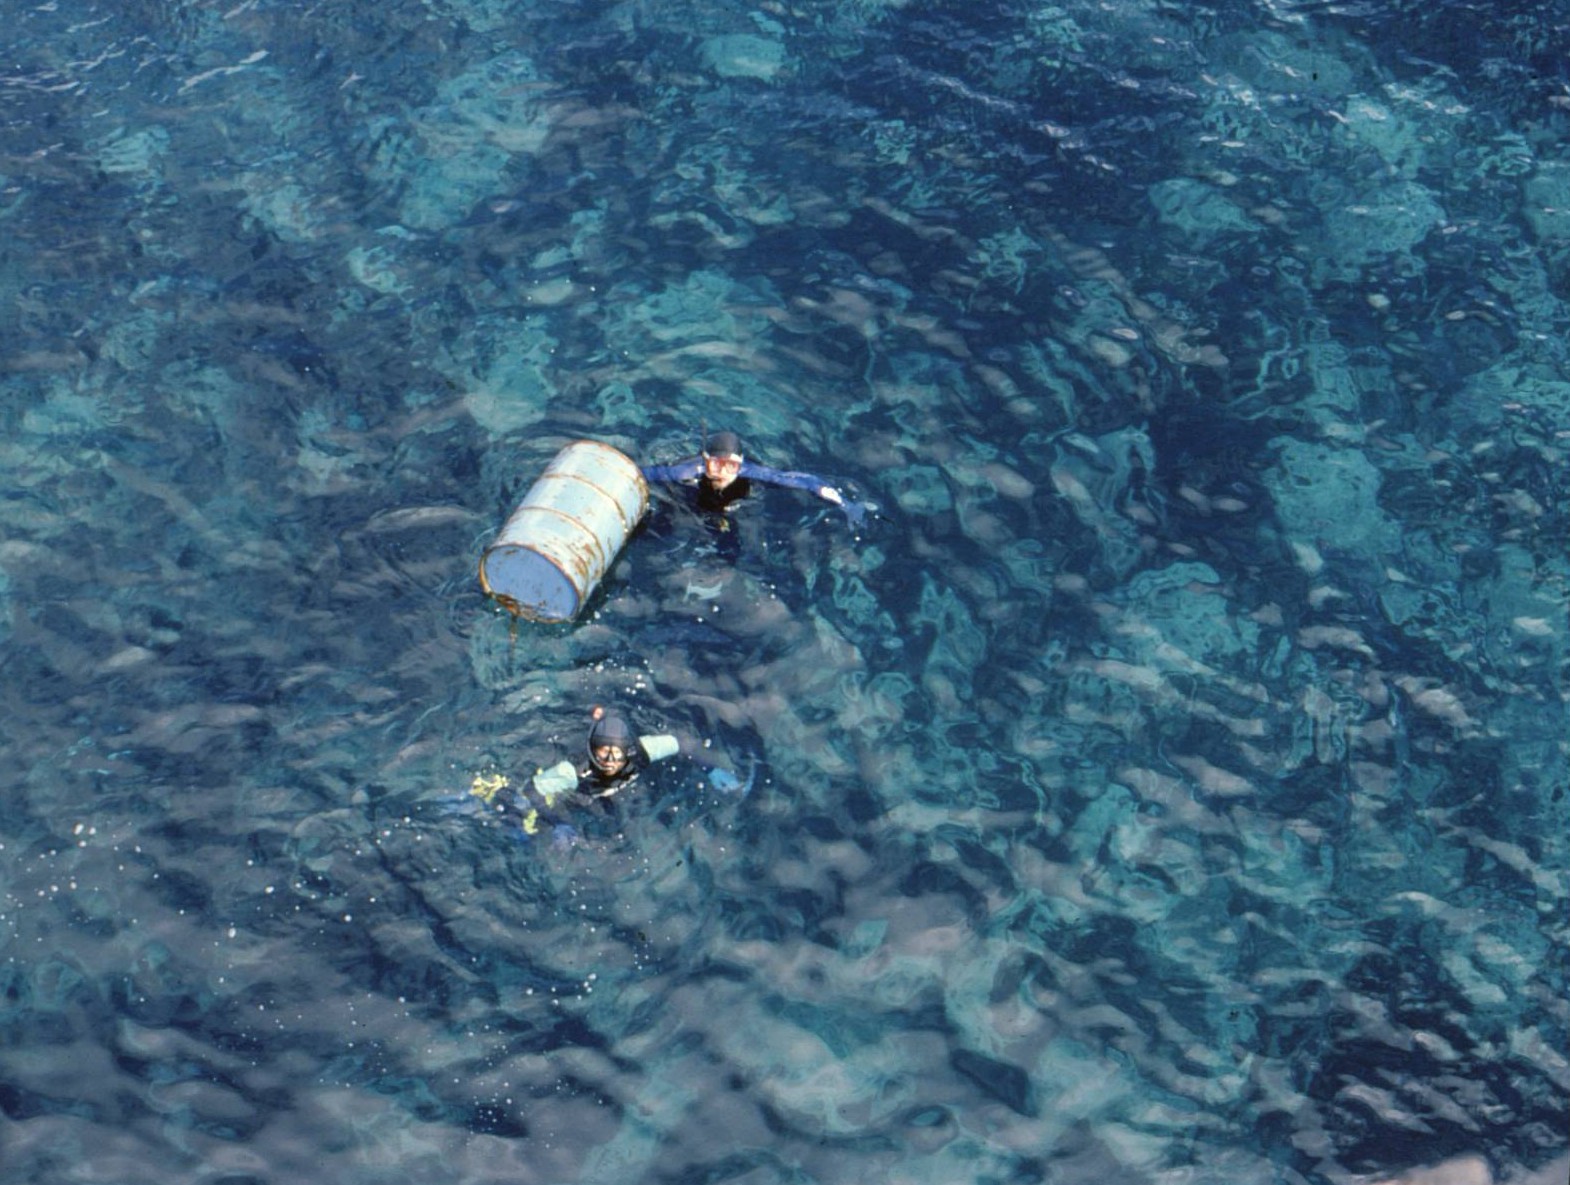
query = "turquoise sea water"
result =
(2, 1, 1567, 1182)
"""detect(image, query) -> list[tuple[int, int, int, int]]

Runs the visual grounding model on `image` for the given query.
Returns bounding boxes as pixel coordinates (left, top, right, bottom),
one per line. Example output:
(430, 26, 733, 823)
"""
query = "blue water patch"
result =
(1, 1, 1566, 1182)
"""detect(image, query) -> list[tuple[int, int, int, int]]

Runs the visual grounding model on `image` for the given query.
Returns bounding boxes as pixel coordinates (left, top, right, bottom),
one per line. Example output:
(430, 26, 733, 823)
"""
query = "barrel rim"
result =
(478, 539, 582, 622)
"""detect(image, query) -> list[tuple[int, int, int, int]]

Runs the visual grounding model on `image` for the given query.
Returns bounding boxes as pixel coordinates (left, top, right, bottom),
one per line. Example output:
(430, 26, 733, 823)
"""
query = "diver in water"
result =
(517, 705, 677, 824)
(465, 707, 666, 840)
(540, 705, 679, 802)
(471, 706, 747, 840)
(642, 430, 863, 519)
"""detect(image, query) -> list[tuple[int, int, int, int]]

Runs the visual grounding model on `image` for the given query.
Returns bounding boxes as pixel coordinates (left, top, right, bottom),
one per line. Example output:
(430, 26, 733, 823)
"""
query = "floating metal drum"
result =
(479, 441, 648, 622)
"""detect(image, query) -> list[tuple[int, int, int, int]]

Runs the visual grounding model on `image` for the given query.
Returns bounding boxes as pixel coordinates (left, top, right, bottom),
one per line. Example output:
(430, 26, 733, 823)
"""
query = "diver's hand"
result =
(818, 485, 878, 528)
(841, 499, 877, 527)
(708, 758, 758, 796)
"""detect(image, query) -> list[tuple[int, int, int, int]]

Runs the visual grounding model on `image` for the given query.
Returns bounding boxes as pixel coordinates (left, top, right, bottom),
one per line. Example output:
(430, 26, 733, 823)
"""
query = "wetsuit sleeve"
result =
(531, 760, 578, 805)
(639, 734, 680, 763)
(740, 462, 843, 504)
(641, 458, 704, 485)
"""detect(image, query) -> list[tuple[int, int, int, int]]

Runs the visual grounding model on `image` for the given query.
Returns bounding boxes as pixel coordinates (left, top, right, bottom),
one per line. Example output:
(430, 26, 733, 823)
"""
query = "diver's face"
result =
(704, 453, 743, 489)
(591, 745, 628, 776)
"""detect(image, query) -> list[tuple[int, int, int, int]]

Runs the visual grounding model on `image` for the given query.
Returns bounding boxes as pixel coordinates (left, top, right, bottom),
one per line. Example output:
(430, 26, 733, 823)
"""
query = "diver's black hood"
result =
(588, 712, 636, 755)
(704, 430, 743, 460)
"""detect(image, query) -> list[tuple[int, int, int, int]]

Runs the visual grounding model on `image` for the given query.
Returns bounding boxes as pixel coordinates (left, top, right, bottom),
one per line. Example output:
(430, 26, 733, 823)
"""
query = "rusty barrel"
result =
(479, 441, 648, 622)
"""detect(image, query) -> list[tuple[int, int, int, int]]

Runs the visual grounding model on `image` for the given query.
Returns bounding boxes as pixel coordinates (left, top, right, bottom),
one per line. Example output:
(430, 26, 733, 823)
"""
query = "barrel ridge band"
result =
(532, 470, 647, 535)
(560, 439, 650, 512)
(501, 501, 610, 573)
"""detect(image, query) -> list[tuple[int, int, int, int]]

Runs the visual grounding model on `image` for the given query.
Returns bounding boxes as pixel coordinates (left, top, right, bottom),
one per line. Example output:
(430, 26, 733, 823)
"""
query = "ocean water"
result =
(1, 0, 1566, 1182)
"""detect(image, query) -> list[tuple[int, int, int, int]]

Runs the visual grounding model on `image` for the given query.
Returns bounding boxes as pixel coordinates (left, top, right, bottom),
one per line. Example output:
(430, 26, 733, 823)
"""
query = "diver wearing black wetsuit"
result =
(641, 430, 851, 515)
(471, 708, 681, 838)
